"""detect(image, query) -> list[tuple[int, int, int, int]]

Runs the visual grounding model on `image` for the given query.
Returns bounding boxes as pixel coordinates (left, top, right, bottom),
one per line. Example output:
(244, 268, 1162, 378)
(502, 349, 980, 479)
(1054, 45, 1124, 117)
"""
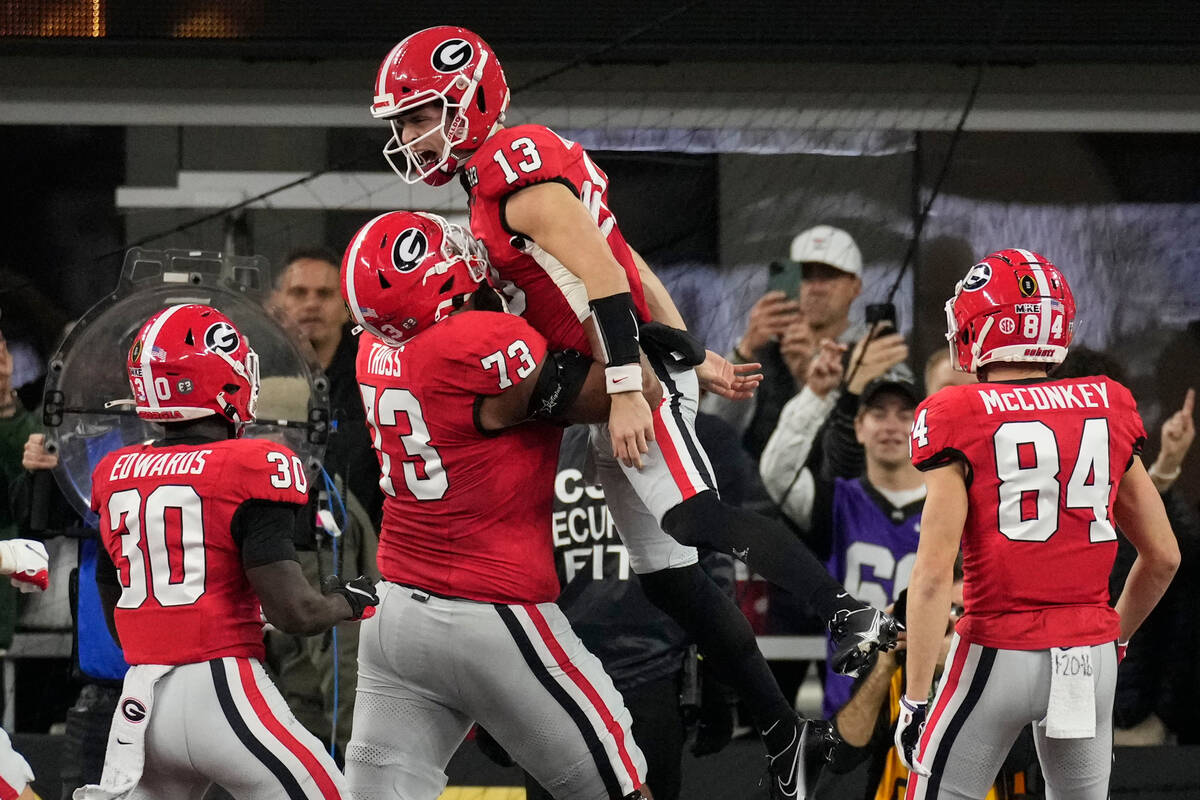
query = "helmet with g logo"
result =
(341, 211, 490, 346)
(126, 304, 259, 427)
(945, 248, 1076, 373)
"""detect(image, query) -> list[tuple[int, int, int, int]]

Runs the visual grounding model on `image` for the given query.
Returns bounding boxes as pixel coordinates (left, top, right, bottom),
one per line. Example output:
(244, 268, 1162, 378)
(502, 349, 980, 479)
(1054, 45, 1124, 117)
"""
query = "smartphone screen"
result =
(767, 260, 803, 297)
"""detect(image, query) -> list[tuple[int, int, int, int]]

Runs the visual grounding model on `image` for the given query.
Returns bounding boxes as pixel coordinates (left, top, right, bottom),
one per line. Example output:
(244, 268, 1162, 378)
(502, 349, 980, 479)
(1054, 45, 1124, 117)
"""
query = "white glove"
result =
(894, 695, 931, 776)
(0, 723, 35, 792)
(0, 539, 50, 592)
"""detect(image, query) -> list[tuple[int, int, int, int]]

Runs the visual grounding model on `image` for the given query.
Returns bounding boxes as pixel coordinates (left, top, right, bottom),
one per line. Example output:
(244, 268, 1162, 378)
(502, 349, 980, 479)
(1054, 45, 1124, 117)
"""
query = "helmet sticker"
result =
(1018, 274, 1038, 297)
(130, 339, 143, 362)
(961, 262, 992, 292)
(431, 39, 473, 73)
(998, 317, 1016, 335)
(204, 322, 241, 355)
(177, 379, 194, 394)
(392, 228, 429, 273)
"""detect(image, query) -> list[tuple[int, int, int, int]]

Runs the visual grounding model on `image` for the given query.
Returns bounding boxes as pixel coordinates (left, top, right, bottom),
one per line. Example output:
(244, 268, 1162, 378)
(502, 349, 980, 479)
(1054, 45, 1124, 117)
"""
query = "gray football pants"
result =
(345, 582, 646, 800)
(908, 636, 1117, 800)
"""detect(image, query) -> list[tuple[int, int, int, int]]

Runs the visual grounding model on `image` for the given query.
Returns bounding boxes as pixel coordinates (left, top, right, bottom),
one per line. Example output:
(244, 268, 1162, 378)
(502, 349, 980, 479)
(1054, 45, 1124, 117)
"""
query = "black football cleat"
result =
(828, 604, 900, 677)
(765, 716, 838, 800)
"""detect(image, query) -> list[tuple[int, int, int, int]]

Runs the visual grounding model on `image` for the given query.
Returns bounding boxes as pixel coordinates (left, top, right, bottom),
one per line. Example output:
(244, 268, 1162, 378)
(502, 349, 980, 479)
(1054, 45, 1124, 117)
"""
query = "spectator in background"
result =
(921, 348, 977, 398)
(265, 246, 381, 757)
(703, 224, 866, 458)
(271, 245, 382, 527)
(763, 371, 926, 719)
(754, 328, 909, 706)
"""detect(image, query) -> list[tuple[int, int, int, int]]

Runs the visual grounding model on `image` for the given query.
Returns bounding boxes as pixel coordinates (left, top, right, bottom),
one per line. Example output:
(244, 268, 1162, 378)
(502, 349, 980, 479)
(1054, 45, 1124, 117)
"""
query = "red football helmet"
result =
(126, 304, 260, 427)
(372, 26, 510, 185)
(946, 248, 1076, 373)
(342, 211, 490, 346)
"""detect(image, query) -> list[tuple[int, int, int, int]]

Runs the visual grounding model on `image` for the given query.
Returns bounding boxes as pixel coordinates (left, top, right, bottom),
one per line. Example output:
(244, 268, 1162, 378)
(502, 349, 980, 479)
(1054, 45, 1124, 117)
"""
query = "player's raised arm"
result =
(505, 181, 656, 468)
(1111, 457, 1180, 644)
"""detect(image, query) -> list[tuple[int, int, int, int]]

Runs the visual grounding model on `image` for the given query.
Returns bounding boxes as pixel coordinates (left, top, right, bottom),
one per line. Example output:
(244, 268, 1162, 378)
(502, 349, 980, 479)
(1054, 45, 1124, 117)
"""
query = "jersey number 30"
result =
(360, 384, 449, 501)
(106, 486, 206, 608)
(993, 419, 1116, 543)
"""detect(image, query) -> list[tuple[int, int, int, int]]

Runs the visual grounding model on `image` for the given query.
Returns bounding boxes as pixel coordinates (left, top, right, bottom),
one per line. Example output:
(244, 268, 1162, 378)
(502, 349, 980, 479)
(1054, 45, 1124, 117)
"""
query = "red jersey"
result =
(90, 438, 309, 664)
(910, 376, 1146, 649)
(357, 311, 564, 604)
(462, 124, 651, 354)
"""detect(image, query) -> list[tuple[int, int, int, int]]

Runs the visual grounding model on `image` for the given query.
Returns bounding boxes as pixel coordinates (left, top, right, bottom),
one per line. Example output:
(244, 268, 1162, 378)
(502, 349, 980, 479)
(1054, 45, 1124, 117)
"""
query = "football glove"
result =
(322, 575, 379, 621)
(894, 695, 931, 775)
(1117, 639, 1129, 663)
(0, 539, 50, 592)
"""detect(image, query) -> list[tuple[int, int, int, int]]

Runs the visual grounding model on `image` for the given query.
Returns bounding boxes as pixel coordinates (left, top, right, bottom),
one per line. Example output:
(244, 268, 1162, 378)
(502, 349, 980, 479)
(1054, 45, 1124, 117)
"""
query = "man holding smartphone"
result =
(703, 225, 874, 458)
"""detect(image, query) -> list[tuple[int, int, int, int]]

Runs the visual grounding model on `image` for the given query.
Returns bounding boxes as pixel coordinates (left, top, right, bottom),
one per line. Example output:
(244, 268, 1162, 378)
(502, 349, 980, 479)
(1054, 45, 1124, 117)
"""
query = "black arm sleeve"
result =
(94, 537, 120, 587)
(820, 389, 865, 481)
(800, 475, 837, 563)
(230, 500, 301, 570)
(527, 349, 593, 422)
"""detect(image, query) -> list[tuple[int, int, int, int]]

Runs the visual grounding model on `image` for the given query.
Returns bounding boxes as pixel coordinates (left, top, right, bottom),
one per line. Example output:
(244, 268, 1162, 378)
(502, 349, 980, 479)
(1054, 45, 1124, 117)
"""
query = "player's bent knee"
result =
(661, 490, 725, 549)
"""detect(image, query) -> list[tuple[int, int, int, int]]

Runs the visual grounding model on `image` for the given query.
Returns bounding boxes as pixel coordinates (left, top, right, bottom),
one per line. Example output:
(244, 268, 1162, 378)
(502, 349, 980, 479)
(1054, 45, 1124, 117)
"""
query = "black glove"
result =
(639, 321, 706, 368)
(322, 575, 379, 620)
(474, 726, 515, 768)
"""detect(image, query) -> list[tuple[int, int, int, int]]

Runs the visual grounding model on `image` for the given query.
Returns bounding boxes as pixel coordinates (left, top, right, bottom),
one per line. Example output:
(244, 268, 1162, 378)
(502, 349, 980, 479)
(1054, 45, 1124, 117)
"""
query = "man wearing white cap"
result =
(704, 224, 881, 458)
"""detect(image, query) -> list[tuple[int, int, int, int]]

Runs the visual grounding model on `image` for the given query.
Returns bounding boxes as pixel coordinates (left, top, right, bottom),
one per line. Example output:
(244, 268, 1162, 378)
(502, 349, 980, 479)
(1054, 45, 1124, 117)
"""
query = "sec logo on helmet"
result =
(392, 228, 429, 273)
(431, 39, 473, 72)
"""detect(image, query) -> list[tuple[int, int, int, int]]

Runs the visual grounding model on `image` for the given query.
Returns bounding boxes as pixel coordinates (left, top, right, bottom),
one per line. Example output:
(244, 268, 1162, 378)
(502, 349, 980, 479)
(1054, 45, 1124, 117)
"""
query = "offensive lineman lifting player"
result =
(340, 211, 651, 799)
(368, 26, 899, 798)
(78, 304, 378, 800)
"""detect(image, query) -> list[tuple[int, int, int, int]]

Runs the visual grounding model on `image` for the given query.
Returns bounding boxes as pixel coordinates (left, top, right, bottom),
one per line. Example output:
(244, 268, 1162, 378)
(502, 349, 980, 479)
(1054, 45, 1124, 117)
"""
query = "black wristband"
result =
(588, 292, 641, 367)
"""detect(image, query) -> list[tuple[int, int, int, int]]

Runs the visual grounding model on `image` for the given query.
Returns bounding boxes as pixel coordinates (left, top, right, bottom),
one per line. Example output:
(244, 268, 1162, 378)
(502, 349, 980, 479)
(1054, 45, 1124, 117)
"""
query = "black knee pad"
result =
(660, 490, 725, 549)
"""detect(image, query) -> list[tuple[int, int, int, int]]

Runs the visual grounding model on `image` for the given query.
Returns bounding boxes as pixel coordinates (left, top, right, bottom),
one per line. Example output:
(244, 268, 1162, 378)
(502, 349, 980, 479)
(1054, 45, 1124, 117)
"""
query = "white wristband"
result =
(605, 364, 643, 394)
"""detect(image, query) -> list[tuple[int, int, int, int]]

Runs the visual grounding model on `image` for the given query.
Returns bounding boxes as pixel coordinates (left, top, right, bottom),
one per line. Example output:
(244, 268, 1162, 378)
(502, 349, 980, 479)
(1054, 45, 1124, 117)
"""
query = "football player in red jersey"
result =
(341, 211, 652, 800)
(79, 304, 378, 800)
(896, 250, 1180, 800)
(368, 27, 898, 798)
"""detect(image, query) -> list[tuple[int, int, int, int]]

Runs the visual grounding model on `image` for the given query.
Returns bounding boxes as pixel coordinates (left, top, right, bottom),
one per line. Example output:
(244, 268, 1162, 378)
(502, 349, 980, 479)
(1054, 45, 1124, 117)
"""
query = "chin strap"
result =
(970, 315, 996, 372)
